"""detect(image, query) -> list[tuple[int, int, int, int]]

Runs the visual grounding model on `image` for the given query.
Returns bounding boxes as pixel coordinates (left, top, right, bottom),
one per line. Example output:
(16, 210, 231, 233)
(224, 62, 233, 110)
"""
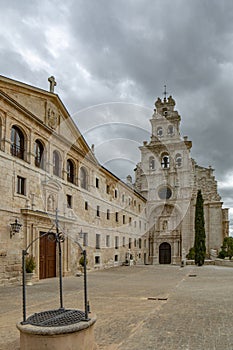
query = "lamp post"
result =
(75, 229, 89, 321)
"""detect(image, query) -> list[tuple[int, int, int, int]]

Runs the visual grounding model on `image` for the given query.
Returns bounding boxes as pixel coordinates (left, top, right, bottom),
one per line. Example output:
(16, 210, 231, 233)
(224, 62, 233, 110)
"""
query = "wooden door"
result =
(159, 242, 171, 264)
(39, 232, 56, 279)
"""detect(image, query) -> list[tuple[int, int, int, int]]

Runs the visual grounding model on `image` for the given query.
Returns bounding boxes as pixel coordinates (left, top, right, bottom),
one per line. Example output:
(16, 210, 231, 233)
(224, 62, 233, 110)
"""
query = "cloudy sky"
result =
(1, 0, 233, 230)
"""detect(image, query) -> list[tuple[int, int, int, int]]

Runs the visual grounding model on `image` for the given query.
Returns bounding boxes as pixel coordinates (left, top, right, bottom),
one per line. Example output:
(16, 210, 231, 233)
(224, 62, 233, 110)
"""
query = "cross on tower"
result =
(163, 84, 167, 100)
(48, 76, 57, 93)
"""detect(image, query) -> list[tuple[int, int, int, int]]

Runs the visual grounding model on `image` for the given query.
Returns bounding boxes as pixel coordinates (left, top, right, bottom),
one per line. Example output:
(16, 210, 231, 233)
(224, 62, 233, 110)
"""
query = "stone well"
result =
(17, 309, 97, 350)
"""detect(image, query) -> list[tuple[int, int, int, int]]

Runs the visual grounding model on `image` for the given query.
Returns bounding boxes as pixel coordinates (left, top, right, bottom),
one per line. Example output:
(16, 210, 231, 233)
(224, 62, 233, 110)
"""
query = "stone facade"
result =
(0, 76, 229, 285)
(0, 76, 147, 285)
(134, 95, 229, 264)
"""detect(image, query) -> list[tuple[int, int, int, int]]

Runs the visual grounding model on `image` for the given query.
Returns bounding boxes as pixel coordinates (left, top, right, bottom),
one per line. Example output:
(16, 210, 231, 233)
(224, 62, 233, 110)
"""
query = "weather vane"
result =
(163, 84, 167, 99)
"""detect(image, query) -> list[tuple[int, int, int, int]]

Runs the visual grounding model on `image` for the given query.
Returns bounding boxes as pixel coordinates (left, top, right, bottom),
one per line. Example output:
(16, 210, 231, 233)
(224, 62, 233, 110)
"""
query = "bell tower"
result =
(135, 91, 194, 265)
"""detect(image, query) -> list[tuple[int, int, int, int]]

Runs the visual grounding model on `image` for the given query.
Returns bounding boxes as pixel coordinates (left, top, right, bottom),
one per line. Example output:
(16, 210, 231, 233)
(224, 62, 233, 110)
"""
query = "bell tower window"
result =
(161, 154, 170, 169)
(162, 107, 168, 116)
(168, 125, 174, 135)
(157, 127, 163, 137)
(176, 153, 182, 167)
(149, 156, 155, 170)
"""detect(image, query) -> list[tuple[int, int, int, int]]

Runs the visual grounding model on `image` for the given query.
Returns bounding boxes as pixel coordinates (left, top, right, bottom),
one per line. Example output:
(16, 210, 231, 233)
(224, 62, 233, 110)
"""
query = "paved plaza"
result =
(1, 264, 233, 349)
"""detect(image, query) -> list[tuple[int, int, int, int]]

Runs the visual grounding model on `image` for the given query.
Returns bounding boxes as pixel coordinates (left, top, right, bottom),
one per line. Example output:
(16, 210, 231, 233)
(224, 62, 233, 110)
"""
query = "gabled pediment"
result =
(0, 75, 97, 163)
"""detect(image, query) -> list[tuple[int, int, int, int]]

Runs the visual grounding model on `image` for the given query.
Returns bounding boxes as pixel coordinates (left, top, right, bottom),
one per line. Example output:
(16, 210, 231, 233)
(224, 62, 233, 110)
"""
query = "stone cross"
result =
(48, 76, 57, 93)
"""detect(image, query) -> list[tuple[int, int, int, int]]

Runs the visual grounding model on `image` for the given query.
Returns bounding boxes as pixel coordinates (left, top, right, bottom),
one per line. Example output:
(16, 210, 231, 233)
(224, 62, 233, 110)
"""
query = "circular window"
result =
(158, 186, 172, 200)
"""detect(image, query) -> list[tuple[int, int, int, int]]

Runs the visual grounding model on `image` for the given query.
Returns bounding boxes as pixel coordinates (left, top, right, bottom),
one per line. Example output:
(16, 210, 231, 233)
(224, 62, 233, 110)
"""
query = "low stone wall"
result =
(186, 259, 233, 267)
(215, 258, 233, 267)
(17, 313, 97, 350)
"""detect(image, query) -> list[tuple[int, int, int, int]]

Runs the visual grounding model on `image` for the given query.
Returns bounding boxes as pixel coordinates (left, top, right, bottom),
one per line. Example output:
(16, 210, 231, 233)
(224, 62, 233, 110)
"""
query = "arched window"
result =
(11, 125, 25, 159)
(53, 150, 60, 177)
(161, 154, 170, 169)
(168, 125, 174, 135)
(157, 127, 163, 137)
(80, 166, 88, 189)
(67, 159, 75, 183)
(162, 107, 168, 116)
(149, 156, 155, 170)
(35, 139, 44, 169)
(176, 153, 182, 167)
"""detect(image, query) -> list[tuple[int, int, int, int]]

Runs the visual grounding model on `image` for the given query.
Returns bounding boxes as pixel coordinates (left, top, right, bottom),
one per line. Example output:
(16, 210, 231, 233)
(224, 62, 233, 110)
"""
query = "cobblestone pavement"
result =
(1, 265, 233, 349)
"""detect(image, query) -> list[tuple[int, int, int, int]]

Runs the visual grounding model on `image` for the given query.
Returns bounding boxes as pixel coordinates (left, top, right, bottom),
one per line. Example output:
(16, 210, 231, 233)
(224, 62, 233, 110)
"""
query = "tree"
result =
(194, 190, 206, 266)
(218, 237, 233, 259)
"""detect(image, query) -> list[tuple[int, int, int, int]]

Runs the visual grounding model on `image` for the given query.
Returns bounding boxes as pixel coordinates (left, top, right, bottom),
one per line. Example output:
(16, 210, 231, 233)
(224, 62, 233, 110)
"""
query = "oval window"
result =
(158, 187, 172, 200)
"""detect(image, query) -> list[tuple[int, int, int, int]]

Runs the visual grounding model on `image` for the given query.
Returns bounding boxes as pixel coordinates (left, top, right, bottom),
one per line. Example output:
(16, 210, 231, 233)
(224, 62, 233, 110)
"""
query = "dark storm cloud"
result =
(0, 0, 233, 223)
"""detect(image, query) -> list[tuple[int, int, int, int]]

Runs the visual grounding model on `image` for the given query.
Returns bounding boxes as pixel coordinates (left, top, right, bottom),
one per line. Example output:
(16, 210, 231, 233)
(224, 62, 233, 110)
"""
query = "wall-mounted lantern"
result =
(10, 219, 22, 238)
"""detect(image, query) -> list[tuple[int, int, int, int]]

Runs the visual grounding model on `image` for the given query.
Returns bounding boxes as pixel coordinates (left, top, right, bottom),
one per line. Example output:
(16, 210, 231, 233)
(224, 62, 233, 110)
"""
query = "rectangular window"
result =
(83, 233, 88, 247)
(144, 239, 147, 248)
(115, 236, 119, 249)
(139, 220, 141, 229)
(114, 189, 118, 198)
(115, 212, 118, 222)
(97, 205, 100, 217)
(107, 209, 110, 220)
(85, 201, 88, 210)
(129, 217, 132, 226)
(96, 177, 99, 188)
(67, 194, 72, 208)
(106, 185, 110, 194)
(129, 238, 132, 249)
(134, 238, 137, 247)
(95, 256, 100, 264)
(123, 236, 125, 247)
(17, 176, 26, 195)
(106, 235, 110, 247)
(123, 215, 126, 224)
(96, 234, 100, 249)
(122, 194, 125, 202)
(139, 238, 142, 249)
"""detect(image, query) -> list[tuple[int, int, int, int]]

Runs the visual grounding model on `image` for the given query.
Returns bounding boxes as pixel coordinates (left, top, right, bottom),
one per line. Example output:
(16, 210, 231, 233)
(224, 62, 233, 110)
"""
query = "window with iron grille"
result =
(67, 194, 72, 208)
(11, 126, 25, 160)
(35, 139, 44, 169)
(83, 233, 88, 247)
(96, 234, 100, 249)
(17, 176, 26, 195)
(67, 159, 75, 183)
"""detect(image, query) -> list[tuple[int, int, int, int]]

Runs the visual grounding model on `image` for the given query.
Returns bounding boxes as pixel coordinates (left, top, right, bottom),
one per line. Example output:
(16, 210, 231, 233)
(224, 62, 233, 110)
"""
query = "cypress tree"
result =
(194, 189, 206, 266)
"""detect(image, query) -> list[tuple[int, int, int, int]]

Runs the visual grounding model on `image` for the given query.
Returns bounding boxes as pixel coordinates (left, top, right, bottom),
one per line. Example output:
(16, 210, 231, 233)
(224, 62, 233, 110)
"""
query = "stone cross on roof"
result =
(48, 76, 57, 93)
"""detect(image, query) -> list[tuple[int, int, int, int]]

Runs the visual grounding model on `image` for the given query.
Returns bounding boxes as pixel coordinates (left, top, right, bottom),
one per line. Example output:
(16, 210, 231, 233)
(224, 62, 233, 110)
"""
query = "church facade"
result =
(134, 95, 229, 264)
(0, 75, 229, 285)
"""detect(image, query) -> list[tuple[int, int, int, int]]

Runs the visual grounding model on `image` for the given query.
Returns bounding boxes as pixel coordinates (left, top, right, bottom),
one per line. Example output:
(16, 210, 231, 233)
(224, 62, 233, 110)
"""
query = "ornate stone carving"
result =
(48, 107, 58, 129)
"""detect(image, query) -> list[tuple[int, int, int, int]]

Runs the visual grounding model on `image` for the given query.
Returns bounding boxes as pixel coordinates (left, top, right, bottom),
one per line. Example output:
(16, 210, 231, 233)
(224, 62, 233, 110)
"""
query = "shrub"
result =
(79, 255, 88, 267)
(218, 250, 227, 259)
(25, 255, 36, 273)
(186, 247, 195, 260)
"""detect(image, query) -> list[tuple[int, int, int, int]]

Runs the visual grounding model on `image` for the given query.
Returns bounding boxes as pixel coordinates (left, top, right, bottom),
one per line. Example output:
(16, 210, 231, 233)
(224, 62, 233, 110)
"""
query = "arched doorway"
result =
(159, 242, 171, 264)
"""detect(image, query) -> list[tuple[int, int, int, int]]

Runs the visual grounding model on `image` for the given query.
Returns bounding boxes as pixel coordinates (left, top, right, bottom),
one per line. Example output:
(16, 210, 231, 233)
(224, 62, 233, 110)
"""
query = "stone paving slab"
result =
(0, 265, 233, 349)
